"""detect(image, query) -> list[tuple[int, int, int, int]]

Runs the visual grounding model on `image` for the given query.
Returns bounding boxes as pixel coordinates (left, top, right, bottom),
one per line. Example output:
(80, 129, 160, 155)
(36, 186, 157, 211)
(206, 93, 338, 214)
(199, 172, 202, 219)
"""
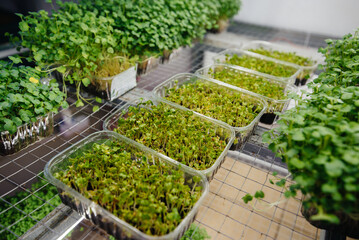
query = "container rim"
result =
(44, 130, 209, 240)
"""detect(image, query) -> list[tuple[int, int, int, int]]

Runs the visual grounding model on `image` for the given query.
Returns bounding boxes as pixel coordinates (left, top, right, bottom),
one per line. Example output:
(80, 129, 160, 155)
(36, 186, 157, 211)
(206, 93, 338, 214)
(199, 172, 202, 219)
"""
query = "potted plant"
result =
(45, 131, 209, 239)
(0, 58, 67, 155)
(195, 64, 294, 124)
(242, 30, 359, 238)
(103, 99, 234, 180)
(243, 41, 320, 86)
(13, 1, 137, 107)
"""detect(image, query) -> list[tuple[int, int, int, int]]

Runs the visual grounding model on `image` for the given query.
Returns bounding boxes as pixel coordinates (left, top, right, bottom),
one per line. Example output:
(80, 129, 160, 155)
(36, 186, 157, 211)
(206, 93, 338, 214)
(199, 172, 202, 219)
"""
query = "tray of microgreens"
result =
(103, 98, 234, 180)
(213, 49, 302, 84)
(45, 131, 209, 240)
(195, 64, 294, 124)
(152, 73, 267, 146)
(243, 40, 321, 86)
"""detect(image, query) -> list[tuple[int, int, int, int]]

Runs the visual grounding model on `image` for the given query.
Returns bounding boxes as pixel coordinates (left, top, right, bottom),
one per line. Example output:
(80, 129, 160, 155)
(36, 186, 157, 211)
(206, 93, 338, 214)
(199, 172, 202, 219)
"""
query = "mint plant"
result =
(224, 54, 298, 78)
(55, 139, 203, 236)
(164, 80, 262, 128)
(0, 59, 67, 134)
(181, 224, 210, 240)
(114, 101, 229, 171)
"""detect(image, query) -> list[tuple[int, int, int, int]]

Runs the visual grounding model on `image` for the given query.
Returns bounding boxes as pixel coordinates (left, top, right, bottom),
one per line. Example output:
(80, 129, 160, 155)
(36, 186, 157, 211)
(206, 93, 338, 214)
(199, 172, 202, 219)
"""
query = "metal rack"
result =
(0, 21, 328, 240)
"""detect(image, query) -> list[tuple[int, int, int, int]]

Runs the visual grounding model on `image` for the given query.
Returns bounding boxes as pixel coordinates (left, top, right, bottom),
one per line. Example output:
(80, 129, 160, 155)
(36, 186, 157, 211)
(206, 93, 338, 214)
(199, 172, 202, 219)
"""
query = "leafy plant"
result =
(224, 53, 298, 78)
(13, 1, 136, 107)
(244, 29, 359, 225)
(181, 224, 211, 240)
(0, 175, 61, 240)
(55, 139, 203, 236)
(114, 100, 230, 171)
(0, 59, 67, 134)
(315, 31, 359, 87)
(164, 80, 262, 128)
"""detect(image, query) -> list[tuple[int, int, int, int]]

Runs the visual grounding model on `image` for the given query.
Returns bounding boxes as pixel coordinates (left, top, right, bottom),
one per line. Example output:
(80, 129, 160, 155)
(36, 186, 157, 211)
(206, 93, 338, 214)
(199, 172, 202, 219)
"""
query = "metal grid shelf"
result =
(0, 21, 328, 240)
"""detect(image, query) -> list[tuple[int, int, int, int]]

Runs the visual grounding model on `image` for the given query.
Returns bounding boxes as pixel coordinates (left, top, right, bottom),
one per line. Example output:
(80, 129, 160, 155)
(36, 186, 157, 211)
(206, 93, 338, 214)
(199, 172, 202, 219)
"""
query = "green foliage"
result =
(14, 2, 136, 105)
(210, 68, 286, 100)
(224, 54, 298, 78)
(181, 224, 211, 240)
(0, 60, 67, 134)
(249, 48, 314, 67)
(259, 29, 359, 224)
(315, 31, 359, 87)
(164, 80, 262, 128)
(0, 175, 61, 240)
(114, 101, 230, 170)
(55, 140, 203, 236)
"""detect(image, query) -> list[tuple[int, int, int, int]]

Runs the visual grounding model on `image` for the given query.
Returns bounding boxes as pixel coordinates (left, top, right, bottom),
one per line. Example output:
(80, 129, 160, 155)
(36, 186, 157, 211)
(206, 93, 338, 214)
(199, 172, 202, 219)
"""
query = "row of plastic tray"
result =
(44, 41, 321, 240)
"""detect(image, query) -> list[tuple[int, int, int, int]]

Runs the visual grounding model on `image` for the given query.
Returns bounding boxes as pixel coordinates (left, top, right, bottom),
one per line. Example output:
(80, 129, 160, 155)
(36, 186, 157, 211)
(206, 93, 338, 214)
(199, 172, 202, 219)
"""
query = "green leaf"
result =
(8, 56, 22, 64)
(291, 130, 305, 141)
(95, 97, 102, 104)
(57, 66, 67, 74)
(82, 78, 91, 87)
(92, 105, 99, 112)
(242, 194, 253, 204)
(19, 22, 29, 32)
(254, 190, 265, 199)
(76, 100, 84, 108)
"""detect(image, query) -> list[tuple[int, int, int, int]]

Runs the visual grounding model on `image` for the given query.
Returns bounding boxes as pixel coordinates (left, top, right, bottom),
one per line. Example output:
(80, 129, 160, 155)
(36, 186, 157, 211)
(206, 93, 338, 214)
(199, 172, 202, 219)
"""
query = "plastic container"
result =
(44, 131, 209, 240)
(103, 98, 234, 180)
(243, 41, 322, 86)
(195, 64, 294, 124)
(137, 56, 160, 75)
(0, 112, 53, 155)
(152, 73, 267, 147)
(213, 49, 302, 85)
(89, 65, 137, 101)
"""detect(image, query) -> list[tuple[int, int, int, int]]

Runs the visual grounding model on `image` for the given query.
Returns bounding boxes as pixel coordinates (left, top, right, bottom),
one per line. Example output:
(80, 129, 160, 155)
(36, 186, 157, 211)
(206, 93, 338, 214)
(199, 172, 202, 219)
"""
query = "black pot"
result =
(301, 205, 359, 239)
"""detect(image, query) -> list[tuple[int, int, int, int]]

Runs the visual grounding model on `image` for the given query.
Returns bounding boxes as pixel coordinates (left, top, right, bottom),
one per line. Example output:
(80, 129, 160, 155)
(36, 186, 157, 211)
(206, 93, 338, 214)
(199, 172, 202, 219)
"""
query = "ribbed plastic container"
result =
(103, 98, 234, 181)
(89, 65, 137, 101)
(44, 131, 209, 240)
(152, 73, 267, 147)
(242, 41, 322, 86)
(195, 64, 294, 124)
(137, 56, 160, 75)
(0, 112, 53, 155)
(213, 49, 302, 85)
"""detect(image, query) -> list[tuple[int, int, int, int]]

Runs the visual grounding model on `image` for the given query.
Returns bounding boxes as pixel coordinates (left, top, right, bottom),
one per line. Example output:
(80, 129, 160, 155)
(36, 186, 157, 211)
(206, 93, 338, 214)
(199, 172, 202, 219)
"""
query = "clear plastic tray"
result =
(89, 65, 137, 101)
(152, 73, 267, 147)
(0, 112, 53, 155)
(103, 97, 235, 180)
(195, 64, 295, 124)
(44, 131, 209, 240)
(213, 48, 302, 85)
(242, 41, 322, 85)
